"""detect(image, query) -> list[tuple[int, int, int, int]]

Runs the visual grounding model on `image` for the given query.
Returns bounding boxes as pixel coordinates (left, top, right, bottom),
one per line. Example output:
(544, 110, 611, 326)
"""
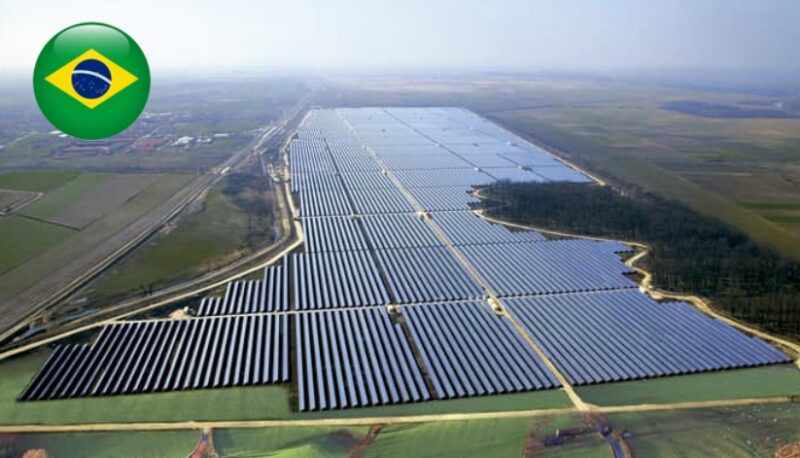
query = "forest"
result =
(482, 181, 800, 339)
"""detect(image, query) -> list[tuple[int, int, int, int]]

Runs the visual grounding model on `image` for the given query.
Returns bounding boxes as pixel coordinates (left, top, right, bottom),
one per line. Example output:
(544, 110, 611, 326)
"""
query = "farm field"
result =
(0, 171, 193, 304)
(19, 172, 109, 222)
(577, 364, 800, 407)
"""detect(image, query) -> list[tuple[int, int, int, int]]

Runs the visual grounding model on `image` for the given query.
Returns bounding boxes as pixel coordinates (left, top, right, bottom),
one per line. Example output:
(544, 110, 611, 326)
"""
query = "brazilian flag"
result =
(33, 22, 150, 140)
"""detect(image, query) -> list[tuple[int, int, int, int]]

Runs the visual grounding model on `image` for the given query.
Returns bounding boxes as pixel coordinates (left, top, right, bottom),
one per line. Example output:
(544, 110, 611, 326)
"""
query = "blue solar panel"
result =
(402, 301, 560, 399)
(505, 290, 791, 385)
(295, 308, 430, 411)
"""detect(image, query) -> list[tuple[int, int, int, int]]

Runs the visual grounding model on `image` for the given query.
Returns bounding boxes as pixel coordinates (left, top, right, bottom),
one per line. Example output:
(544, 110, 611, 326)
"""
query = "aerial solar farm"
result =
(19, 108, 791, 413)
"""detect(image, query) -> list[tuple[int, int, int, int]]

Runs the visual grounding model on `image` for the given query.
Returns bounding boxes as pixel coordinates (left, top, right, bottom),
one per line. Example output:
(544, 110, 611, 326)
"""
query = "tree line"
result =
(482, 181, 800, 339)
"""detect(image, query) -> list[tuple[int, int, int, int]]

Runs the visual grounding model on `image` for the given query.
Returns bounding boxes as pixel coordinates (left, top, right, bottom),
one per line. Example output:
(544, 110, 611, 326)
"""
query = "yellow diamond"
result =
(45, 48, 138, 109)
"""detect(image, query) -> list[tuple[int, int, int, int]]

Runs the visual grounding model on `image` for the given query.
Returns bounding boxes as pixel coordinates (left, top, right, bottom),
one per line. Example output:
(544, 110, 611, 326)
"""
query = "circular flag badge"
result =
(33, 23, 150, 140)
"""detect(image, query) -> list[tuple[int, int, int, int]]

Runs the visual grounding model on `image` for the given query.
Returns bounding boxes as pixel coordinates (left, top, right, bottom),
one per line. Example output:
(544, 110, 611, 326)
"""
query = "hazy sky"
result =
(1, 0, 799, 74)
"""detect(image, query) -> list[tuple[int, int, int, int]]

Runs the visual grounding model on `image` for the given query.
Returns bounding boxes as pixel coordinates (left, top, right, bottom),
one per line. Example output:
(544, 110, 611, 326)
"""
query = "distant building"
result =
(172, 136, 193, 146)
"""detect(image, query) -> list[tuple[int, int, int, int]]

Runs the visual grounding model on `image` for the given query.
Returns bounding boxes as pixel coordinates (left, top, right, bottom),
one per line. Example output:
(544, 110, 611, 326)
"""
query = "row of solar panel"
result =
(194, 238, 634, 314)
(303, 213, 547, 253)
(461, 241, 636, 297)
(23, 294, 790, 405)
(295, 308, 430, 411)
(20, 315, 290, 400)
(196, 264, 288, 316)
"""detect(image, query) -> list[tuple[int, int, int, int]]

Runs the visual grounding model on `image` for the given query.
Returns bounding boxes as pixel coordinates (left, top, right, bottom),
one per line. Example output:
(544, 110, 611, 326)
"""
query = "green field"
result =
(577, 365, 800, 406)
(0, 170, 79, 192)
(367, 418, 532, 458)
(89, 175, 275, 302)
(0, 215, 74, 274)
(3, 415, 607, 458)
(215, 426, 371, 458)
(10, 431, 199, 458)
(607, 403, 800, 457)
(6, 405, 799, 458)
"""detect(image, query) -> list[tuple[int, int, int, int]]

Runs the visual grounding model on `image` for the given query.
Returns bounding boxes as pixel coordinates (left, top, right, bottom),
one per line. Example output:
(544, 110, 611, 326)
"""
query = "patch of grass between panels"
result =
(0, 349, 571, 425)
(90, 179, 263, 301)
(576, 364, 800, 407)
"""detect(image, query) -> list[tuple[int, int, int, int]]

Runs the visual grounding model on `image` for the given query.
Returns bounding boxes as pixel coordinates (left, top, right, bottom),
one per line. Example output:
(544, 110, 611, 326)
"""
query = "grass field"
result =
(577, 365, 800, 406)
(607, 403, 800, 457)
(89, 176, 273, 302)
(367, 413, 606, 458)
(0, 215, 74, 275)
(46, 174, 162, 229)
(5, 406, 798, 457)
(10, 431, 198, 458)
(215, 426, 371, 458)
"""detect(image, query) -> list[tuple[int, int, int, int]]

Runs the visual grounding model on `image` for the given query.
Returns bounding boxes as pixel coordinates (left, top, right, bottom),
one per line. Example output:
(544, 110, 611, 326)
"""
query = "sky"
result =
(1, 0, 799, 75)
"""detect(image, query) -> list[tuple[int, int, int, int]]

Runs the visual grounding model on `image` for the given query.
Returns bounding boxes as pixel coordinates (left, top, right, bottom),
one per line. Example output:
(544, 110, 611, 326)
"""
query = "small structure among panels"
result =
(295, 308, 430, 411)
(505, 290, 791, 385)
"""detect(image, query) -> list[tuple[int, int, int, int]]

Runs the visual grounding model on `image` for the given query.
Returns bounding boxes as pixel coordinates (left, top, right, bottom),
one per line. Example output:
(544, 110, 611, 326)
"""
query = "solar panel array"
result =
(22, 108, 790, 411)
(506, 290, 791, 385)
(21, 315, 290, 400)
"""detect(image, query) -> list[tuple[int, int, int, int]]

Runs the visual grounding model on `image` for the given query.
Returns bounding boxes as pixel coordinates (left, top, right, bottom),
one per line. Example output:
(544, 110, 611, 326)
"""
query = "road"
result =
(0, 95, 310, 349)
(0, 396, 792, 433)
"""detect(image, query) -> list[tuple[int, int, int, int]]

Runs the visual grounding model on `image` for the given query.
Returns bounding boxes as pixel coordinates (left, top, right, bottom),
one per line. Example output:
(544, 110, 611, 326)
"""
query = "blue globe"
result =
(71, 59, 112, 99)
